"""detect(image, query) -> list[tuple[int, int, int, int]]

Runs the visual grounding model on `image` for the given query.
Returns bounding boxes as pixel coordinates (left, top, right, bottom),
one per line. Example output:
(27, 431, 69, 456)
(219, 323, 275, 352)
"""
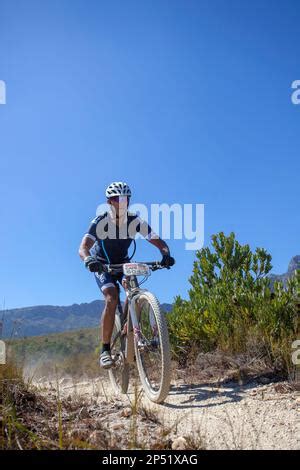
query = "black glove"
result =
(161, 254, 175, 268)
(84, 256, 103, 273)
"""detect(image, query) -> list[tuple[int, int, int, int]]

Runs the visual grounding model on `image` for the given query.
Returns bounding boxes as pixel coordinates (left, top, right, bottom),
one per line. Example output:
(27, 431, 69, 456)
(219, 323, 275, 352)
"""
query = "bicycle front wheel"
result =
(134, 292, 171, 403)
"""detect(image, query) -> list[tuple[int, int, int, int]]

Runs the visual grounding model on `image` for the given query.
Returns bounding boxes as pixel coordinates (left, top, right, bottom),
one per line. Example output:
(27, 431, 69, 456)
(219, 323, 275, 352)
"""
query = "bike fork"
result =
(125, 293, 146, 362)
(130, 295, 152, 352)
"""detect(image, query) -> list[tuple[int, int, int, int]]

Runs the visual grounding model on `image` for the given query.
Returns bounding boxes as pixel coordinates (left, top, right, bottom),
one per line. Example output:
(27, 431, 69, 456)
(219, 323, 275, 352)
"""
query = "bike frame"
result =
(104, 261, 164, 365)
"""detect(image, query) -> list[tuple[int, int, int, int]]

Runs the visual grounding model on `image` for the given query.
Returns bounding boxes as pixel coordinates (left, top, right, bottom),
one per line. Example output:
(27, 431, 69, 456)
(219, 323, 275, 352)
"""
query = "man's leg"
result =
(98, 286, 119, 369)
(101, 286, 119, 345)
(94, 271, 119, 368)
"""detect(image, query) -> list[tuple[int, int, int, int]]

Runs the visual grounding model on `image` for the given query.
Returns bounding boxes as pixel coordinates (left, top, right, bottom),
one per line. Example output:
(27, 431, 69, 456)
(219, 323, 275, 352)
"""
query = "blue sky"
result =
(0, 0, 299, 309)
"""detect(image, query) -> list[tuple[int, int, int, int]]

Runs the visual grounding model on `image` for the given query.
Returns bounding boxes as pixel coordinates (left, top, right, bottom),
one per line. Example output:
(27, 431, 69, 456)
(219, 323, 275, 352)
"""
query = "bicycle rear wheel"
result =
(134, 292, 171, 403)
(108, 312, 129, 394)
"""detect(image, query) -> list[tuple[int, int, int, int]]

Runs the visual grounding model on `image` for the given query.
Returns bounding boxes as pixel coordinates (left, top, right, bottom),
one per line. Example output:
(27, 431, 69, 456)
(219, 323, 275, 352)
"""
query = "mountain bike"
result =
(101, 261, 172, 404)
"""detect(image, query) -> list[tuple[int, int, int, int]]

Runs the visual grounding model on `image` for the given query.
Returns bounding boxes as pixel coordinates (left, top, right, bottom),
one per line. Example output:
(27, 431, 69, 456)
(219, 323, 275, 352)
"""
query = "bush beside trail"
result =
(167, 232, 299, 377)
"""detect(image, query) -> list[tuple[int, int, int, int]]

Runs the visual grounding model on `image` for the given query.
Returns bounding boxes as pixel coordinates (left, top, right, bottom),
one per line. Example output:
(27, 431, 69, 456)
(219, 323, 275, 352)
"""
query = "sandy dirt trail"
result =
(36, 373, 299, 450)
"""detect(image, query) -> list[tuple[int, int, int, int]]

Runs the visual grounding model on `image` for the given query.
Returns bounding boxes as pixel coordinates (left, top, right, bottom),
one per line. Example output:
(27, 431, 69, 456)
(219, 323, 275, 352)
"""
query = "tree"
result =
(168, 232, 297, 371)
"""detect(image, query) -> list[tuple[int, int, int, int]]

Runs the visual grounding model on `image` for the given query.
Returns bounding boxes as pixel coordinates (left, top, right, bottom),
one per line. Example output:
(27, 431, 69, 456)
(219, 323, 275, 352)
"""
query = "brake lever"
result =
(151, 264, 166, 272)
(100, 264, 110, 274)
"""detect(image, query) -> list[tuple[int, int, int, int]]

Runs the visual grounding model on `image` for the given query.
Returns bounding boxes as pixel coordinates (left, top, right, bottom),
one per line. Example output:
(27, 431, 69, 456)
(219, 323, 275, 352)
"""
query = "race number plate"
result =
(123, 263, 150, 276)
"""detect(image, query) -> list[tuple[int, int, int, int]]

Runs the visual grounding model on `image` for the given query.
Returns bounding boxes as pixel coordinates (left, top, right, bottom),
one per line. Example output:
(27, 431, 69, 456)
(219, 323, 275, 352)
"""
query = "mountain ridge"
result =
(1, 300, 173, 338)
(268, 255, 300, 288)
(1, 256, 299, 339)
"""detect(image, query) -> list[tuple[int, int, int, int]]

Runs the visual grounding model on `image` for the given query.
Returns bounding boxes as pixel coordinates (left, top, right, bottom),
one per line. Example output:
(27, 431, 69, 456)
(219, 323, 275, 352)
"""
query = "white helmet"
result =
(105, 181, 132, 198)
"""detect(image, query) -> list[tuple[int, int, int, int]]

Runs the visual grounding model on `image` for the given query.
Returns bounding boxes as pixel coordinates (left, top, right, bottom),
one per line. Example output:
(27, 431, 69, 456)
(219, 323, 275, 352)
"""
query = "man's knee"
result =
(103, 287, 119, 308)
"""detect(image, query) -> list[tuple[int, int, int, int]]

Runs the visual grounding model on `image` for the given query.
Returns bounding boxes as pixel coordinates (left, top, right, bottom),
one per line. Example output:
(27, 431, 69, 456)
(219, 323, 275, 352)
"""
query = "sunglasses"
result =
(108, 196, 128, 203)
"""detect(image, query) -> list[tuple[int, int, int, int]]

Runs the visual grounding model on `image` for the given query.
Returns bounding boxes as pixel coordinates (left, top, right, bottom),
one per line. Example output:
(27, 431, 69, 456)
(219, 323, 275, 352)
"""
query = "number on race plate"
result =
(123, 263, 150, 276)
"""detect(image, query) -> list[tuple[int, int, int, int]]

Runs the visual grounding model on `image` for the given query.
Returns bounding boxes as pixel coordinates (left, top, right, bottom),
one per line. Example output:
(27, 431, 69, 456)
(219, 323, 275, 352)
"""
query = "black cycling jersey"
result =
(85, 211, 155, 264)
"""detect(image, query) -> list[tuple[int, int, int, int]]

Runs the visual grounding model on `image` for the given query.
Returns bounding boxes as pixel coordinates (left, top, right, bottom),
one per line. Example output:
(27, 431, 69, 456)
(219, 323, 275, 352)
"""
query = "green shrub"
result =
(168, 232, 298, 373)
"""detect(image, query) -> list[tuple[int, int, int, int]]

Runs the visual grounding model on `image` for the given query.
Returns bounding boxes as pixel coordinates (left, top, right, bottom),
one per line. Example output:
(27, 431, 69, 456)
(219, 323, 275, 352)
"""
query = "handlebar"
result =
(101, 261, 166, 274)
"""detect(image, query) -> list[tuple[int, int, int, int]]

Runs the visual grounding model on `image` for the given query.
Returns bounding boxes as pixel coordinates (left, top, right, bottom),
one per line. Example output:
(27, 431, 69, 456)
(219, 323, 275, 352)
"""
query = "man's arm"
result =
(147, 237, 175, 267)
(78, 235, 95, 261)
(79, 235, 103, 272)
(136, 217, 174, 266)
(147, 237, 170, 256)
(136, 218, 170, 255)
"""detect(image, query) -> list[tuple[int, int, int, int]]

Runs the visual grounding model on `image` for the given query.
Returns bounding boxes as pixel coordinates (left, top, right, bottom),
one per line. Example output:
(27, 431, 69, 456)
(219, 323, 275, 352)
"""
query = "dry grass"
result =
(174, 347, 287, 388)
(1, 360, 205, 450)
(4, 341, 295, 450)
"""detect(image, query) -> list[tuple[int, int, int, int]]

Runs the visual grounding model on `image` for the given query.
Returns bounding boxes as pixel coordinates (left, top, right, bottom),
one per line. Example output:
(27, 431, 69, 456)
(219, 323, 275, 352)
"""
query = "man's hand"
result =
(161, 254, 175, 268)
(84, 256, 103, 273)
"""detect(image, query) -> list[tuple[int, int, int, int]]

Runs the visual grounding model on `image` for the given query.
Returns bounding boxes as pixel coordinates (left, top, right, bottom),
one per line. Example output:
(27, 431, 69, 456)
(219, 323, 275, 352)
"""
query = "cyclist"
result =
(78, 182, 175, 369)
